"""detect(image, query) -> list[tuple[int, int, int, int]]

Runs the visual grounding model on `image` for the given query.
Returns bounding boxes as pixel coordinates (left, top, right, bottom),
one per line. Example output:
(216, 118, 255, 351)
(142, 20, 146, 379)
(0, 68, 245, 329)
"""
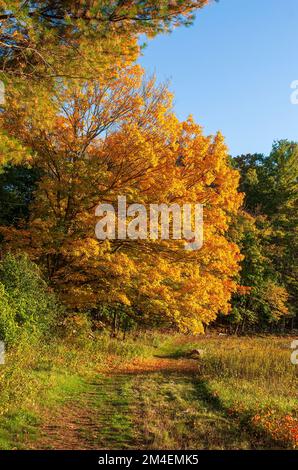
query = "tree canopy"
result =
(0, 1, 208, 79)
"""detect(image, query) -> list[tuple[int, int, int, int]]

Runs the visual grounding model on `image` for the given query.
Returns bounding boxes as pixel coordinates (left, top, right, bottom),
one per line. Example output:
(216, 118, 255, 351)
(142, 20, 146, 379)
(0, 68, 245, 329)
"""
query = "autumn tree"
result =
(1, 66, 243, 334)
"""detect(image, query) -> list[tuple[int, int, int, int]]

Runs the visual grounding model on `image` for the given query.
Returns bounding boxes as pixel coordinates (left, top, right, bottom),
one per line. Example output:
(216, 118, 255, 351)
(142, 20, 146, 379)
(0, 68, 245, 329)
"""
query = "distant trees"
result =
(224, 141, 298, 332)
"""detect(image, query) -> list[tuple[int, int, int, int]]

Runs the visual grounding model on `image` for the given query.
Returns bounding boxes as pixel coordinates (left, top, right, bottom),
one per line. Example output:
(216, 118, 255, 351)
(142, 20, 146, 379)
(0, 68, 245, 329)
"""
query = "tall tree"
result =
(1, 67, 243, 333)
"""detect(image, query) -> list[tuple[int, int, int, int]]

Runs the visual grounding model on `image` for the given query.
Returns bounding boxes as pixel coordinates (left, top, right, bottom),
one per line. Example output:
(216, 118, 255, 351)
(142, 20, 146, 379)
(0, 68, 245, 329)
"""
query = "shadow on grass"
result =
(192, 378, 285, 449)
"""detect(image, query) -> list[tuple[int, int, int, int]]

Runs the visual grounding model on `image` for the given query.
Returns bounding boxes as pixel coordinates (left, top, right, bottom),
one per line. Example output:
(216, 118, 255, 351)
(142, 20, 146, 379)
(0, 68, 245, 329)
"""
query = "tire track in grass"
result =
(31, 376, 138, 450)
(30, 355, 274, 450)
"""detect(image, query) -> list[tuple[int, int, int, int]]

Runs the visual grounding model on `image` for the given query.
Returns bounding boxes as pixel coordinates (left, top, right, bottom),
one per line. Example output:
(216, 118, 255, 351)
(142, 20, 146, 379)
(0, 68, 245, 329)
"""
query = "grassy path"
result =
(1, 334, 295, 449)
(29, 354, 266, 450)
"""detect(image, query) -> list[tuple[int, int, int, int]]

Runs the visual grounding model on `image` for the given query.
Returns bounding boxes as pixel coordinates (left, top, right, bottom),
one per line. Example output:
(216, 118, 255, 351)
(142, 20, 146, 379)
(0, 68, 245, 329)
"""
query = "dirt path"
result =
(29, 356, 262, 450)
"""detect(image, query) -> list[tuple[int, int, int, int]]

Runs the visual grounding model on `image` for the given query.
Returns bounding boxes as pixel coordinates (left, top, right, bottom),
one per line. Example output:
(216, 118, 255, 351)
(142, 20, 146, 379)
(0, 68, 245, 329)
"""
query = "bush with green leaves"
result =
(0, 253, 59, 346)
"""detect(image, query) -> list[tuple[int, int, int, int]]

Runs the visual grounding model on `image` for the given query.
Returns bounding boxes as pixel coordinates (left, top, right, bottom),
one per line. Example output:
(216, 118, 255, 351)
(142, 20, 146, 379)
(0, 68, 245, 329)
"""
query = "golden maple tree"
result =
(1, 64, 243, 333)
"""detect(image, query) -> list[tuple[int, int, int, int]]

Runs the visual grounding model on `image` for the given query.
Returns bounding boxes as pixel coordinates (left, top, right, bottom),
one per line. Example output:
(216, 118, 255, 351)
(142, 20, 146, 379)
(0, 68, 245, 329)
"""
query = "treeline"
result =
(217, 141, 298, 334)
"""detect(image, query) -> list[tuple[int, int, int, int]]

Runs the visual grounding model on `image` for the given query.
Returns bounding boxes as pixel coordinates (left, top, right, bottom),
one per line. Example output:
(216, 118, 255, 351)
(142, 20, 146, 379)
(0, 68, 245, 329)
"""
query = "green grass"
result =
(90, 376, 136, 449)
(135, 334, 298, 449)
(0, 331, 297, 449)
(0, 330, 164, 449)
(0, 411, 39, 450)
(126, 371, 255, 449)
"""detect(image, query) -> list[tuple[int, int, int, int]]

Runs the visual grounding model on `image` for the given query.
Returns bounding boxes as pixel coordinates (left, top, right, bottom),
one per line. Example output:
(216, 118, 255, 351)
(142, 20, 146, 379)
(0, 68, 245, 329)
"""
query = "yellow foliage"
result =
(1, 66, 243, 333)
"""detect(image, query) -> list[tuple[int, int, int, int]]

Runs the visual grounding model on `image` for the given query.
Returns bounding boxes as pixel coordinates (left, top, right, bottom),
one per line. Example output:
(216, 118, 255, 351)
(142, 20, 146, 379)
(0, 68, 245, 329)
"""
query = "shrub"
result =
(0, 283, 18, 345)
(0, 253, 59, 345)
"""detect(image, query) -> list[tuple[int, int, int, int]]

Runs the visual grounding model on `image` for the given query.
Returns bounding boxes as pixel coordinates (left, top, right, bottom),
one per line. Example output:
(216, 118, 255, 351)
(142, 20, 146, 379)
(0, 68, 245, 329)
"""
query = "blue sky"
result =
(139, 0, 298, 157)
